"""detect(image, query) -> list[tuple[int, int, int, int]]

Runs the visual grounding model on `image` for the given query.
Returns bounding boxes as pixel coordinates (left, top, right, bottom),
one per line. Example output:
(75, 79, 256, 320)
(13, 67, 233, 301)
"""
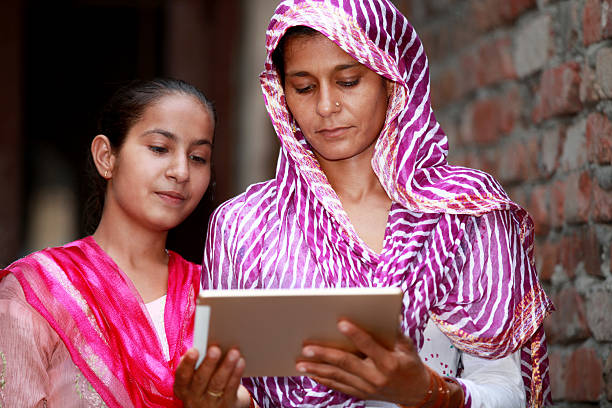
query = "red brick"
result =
(549, 349, 567, 401)
(596, 47, 612, 98)
(605, 352, 612, 401)
(500, 0, 536, 20)
(477, 151, 498, 178)
(586, 113, 612, 164)
(583, 0, 603, 45)
(471, 0, 536, 30)
(538, 126, 565, 178)
(604, 0, 612, 38)
(475, 36, 517, 86)
(559, 228, 602, 277)
(565, 347, 605, 401)
(587, 288, 612, 340)
(579, 62, 600, 103)
(471, 0, 504, 32)
(459, 52, 479, 97)
(499, 87, 521, 134)
(496, 141, 529, 184)
(526, 136, 540, 181)
(431, 67, 460, 108)
(593, 184, 612, 222)
(527, 185, 550, 236)
(462, 89, 520, 145)
(544, 287, 590, 344)
(564, 171, 592, 224)
(535, 239, 558, 281)
(533, 62, 583, 123)
(550, 179, 566, 228)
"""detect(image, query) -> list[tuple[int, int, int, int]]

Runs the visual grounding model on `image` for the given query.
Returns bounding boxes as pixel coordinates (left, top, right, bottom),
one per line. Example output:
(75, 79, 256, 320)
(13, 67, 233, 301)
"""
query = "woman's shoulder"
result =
(211, 179, 277, 223)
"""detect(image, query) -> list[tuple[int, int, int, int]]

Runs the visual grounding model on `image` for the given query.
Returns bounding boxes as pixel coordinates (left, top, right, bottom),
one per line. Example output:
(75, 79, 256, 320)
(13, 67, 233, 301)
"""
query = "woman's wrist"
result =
(399, 366, 464, 408)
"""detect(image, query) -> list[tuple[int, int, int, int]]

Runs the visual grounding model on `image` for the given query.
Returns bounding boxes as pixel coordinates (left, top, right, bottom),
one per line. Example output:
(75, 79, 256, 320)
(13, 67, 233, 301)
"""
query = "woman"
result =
(0, 79, 251, 408)
(191, 1, 554, 407)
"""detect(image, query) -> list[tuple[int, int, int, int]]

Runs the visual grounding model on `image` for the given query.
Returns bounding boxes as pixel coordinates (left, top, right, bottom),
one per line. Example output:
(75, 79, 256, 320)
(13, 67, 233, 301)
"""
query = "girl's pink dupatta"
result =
(1, 236, 200, 408)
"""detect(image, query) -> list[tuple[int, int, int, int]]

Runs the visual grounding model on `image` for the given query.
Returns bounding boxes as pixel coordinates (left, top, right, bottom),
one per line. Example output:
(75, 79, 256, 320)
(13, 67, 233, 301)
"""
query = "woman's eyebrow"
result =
(287, 62, 361, 77)
(334, 63, 360, 71)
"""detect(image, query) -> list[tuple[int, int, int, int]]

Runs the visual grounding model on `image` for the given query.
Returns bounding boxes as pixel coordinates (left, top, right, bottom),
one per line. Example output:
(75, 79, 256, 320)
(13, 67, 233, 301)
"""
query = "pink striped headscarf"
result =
(205, 0, 553, 406)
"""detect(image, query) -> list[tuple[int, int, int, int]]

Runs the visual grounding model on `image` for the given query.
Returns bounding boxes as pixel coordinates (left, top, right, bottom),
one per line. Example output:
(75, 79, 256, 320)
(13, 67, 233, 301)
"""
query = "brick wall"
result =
(395, 0, 612, 405)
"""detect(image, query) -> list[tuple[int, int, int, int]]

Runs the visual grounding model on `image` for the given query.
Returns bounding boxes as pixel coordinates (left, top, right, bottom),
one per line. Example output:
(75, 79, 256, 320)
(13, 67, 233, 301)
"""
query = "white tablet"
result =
(194, 287, 403, 377)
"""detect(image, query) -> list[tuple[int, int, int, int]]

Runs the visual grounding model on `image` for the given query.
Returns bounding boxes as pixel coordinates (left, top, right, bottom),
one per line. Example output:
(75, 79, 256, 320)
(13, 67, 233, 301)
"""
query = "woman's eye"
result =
(294, 85, 313, 94)
(149, 145, 167, 154)
(339, 79, 359, 87)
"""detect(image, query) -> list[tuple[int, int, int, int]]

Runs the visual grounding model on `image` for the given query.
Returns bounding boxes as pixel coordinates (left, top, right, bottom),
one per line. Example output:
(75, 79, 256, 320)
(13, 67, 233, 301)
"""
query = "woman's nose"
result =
(316, 85, 340, 117)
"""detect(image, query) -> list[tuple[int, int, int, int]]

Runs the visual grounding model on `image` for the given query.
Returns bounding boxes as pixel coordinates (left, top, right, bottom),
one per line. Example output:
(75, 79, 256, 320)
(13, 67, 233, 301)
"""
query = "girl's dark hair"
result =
(84, 78, 216, 234)
(272, 26, 319, 86)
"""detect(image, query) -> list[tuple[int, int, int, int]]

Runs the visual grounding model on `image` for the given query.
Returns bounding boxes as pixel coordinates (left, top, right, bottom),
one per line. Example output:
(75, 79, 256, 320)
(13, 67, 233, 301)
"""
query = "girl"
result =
(0, 79, 250, 408)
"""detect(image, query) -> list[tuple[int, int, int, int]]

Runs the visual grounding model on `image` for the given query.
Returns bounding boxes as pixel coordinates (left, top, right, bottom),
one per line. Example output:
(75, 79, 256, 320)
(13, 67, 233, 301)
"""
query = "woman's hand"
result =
(295, 320, 436, 406)
(174, 346, 251, 408)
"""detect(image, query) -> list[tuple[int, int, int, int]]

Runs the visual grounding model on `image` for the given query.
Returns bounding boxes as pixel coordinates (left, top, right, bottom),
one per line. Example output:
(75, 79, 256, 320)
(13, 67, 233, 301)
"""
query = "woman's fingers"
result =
(337, 320, 390, 364)
(297, 359, 378, 397)
(309, 374, 370, 400)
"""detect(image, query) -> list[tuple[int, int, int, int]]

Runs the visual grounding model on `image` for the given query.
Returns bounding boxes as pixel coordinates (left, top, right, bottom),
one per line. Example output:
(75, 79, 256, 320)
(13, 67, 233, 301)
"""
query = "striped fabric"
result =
(202, 0, 553, 407)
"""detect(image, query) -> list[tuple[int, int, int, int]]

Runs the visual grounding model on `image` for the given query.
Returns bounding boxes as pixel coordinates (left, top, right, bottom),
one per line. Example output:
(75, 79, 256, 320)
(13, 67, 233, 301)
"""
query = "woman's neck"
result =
(316, 146, 392, 254)
(316, 146, 386, 204)
(92, 204, 169, 302)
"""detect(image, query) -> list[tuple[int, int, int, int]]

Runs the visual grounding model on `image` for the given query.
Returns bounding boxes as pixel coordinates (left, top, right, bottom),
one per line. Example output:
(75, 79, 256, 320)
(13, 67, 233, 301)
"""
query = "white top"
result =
(366, 319, 525, 407)
(145, 295, 170, 361)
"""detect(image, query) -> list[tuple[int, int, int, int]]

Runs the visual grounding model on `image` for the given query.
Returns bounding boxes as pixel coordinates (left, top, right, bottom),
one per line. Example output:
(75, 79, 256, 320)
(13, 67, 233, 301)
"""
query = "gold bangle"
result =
(400, 365, 459, 408)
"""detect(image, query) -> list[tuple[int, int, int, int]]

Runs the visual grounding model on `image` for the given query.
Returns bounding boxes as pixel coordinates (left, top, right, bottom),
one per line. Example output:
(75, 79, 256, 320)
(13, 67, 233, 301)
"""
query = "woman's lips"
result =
(316, 126, 351, 138)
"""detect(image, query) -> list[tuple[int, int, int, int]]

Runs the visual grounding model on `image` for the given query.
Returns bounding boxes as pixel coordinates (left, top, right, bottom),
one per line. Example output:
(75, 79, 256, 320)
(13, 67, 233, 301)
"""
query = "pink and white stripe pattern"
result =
(202, 1, 553, 406)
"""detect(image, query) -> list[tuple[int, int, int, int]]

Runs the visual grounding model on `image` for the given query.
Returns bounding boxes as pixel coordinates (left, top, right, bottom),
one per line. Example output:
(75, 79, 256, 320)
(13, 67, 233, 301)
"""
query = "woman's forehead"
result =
(283, 32, 358, 70)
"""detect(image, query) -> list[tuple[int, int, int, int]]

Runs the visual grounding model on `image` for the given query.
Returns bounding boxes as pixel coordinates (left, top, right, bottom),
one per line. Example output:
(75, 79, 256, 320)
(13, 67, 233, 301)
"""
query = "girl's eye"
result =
(189, 154, 207, 164)
(339, 79, 359, 87)
(149, 145, 167, 154)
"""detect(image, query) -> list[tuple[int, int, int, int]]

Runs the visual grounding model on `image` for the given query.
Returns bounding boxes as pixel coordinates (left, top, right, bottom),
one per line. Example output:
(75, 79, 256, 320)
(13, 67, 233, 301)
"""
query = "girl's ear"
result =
(91, 135, 115, 179)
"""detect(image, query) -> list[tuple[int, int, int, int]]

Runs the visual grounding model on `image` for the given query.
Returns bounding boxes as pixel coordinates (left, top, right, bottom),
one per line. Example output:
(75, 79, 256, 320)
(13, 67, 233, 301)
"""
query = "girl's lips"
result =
(156, 191, 186, 205)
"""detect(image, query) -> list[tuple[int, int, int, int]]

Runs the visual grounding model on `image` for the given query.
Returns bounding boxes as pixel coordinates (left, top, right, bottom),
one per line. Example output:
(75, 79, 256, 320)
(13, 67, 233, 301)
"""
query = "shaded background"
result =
(1, 0, 611, 405)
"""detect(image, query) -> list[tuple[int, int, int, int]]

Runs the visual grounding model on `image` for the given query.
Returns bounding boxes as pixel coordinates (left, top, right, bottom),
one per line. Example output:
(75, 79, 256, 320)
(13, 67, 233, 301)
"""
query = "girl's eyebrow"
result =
(141, 129, 212, 146)
(142, 128, 176, 140)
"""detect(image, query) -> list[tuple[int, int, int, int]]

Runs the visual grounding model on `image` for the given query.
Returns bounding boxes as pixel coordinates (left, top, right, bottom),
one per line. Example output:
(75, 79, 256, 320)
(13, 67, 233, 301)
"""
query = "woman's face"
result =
(282, 32, 391, 164)
(106, 93, 213, 232)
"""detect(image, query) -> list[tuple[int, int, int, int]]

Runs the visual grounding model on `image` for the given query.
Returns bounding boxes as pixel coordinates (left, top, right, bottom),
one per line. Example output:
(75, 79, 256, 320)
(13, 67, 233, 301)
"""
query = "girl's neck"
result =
(92, 204, 169, 303)
(93, 216, 168, 268)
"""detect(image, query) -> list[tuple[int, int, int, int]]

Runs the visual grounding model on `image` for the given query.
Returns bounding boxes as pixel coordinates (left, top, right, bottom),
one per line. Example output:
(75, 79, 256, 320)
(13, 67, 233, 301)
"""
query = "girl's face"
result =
(106, 93, 213, 232)
(282, 32, 391, 164)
